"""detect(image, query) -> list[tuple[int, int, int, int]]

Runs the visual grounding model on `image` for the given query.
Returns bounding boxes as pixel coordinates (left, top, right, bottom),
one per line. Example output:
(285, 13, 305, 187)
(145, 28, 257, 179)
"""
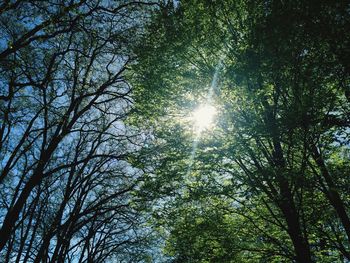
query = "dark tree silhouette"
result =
(0, 1, 156, 262)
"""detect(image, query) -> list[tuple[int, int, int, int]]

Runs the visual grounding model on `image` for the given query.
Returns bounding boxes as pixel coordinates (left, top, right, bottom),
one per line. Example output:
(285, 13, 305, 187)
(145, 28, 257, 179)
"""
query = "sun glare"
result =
(192, 104, 217, 133)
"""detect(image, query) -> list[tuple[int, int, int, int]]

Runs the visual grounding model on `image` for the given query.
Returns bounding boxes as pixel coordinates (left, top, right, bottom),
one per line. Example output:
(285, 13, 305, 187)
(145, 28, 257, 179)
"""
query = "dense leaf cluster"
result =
(132, 1, 350, 262)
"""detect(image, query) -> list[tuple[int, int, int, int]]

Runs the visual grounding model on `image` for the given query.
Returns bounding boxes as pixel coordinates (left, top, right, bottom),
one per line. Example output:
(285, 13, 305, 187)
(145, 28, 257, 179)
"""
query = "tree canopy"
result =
(131, 1, 350, 262)
(1, 0, 350, 262)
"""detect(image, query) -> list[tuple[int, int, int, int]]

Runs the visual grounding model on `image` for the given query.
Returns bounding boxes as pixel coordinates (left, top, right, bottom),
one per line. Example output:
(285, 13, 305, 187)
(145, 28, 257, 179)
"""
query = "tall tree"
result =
(0, 1, 157, 262)
(132, 1, 350, 262)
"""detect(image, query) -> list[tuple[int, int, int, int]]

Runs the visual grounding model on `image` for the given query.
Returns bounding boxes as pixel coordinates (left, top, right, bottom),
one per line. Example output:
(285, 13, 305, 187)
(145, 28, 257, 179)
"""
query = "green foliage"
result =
(131, 0, 350, 262)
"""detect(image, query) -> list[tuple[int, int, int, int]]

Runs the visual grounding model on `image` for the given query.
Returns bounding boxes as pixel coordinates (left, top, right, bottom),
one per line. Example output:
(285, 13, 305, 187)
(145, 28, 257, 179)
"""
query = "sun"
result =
(192, 104, 217, 133)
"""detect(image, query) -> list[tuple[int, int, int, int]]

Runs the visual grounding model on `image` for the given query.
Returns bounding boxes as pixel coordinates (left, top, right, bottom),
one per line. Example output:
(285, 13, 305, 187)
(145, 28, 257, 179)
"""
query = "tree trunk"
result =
(311, 145, 350, 243)
(278, 179, 313, 263)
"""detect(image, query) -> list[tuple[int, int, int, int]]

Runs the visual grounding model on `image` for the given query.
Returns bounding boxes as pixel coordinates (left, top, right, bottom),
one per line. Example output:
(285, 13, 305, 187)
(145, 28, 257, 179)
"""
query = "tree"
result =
(0, 1, 157, 262)
(132, 0, 350, 262)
